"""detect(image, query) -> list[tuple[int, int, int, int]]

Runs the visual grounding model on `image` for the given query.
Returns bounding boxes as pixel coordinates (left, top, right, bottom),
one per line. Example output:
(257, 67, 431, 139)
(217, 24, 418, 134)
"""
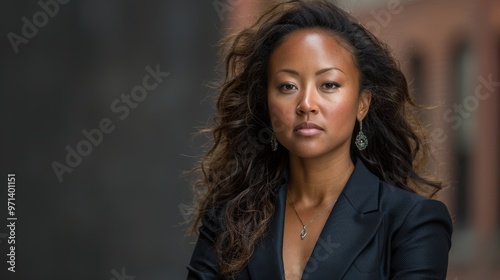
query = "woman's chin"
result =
(287, 147, 332, 159)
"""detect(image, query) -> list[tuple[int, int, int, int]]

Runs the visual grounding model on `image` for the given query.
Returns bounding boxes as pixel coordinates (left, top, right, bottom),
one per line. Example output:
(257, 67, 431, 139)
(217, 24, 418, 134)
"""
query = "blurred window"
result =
(410, 55, 426, 105)
(497, 37, 500, 264)
(409, 54, 430, 126)
(454, 43, 475, 228)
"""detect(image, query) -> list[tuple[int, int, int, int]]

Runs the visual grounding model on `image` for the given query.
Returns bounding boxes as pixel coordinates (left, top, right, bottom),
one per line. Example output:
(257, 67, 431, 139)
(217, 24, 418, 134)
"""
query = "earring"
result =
(355, 120, 368, 150)
(271, 133, 278, 151)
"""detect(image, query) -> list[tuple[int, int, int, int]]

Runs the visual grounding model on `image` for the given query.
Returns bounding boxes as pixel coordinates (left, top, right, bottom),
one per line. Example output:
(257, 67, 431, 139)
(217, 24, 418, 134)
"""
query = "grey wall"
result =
(1, 1, 223, 279)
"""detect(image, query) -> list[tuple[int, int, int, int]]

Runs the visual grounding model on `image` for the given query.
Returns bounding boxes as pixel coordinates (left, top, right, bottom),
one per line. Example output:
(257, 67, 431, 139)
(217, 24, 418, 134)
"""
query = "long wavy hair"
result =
(189, 0, 444, 278)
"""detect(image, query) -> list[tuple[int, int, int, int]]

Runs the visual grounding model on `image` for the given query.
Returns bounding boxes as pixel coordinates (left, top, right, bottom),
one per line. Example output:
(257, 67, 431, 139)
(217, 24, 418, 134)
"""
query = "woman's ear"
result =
(357, 91, 371, 120)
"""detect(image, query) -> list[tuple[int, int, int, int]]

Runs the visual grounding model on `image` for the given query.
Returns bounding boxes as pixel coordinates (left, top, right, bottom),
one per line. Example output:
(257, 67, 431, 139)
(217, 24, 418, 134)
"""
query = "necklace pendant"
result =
(300, 227, 307, 240)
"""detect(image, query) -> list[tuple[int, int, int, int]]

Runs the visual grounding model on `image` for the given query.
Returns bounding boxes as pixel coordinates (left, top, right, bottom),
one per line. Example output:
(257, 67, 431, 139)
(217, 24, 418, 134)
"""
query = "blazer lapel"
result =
(246, 182, 287, 280)
(247, 159, 382, 279)
(302, 159, 383, 279)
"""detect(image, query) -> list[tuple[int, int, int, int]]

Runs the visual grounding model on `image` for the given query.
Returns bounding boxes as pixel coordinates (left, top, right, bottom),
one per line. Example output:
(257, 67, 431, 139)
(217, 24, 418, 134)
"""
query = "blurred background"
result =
(0, 0, 498, 279)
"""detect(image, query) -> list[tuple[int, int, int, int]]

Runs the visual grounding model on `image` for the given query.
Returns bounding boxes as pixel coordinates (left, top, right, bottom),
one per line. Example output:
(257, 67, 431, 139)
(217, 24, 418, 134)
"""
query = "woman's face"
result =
(267, 29, 370, 159)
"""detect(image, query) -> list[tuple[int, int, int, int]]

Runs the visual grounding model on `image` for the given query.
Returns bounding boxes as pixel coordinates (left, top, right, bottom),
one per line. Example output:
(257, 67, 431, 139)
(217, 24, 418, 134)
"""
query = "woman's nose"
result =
(296, 86, 319, 115)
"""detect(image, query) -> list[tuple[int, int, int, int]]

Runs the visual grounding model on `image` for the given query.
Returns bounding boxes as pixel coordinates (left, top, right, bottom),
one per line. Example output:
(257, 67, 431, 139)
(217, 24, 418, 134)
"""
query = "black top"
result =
(187, 159, 453, 279)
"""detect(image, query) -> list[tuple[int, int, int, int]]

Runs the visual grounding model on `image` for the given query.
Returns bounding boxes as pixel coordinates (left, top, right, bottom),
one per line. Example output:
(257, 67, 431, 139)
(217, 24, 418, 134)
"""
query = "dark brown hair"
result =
(189, 0, 444, 278)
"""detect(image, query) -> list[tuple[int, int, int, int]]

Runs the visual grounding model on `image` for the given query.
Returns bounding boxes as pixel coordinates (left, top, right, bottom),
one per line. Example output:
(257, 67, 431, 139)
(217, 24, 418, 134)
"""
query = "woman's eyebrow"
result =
(316, 67, 344, 75)
(274, 67, 345, 77)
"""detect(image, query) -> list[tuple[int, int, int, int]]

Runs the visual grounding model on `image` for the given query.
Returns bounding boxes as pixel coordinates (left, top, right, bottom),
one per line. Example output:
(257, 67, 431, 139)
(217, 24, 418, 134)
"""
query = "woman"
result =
(187, 0, 452, 279)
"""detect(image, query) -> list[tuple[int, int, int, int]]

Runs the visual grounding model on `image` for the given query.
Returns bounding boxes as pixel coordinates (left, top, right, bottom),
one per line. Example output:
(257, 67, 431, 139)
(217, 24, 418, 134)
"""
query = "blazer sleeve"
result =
(186, 211, 221, 280)
(390, 199, 453, 280)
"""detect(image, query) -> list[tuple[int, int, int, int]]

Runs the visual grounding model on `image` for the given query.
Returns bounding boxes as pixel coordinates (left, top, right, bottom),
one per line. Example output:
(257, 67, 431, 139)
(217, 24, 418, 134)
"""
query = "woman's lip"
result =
(293, 121, 324, 136)
(294, 128, 323, 136)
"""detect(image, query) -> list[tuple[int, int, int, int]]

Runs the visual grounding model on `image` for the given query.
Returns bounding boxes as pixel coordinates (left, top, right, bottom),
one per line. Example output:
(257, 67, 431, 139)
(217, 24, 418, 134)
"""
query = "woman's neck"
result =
(287, 151, 354, 207)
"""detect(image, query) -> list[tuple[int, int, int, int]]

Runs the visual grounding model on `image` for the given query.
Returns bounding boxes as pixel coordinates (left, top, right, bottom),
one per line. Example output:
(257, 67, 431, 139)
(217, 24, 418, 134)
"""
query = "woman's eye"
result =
(278, 83, 297, 92)
(321, 82, 340, 91)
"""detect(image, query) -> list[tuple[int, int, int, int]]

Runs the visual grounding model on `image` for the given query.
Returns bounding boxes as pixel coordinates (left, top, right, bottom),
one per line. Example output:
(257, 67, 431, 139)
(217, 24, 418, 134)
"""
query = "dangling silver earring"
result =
(355, 120, 368, 151)
(271, 133, 278, 151)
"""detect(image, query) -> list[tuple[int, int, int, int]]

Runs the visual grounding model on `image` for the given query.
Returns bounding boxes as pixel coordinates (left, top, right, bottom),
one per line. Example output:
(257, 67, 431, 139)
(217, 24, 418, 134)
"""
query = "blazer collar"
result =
(341, 157, 380, 214)
(247, 158, 383, 279)
(246, 183, 287, 280)
(303, 158, 383, 279)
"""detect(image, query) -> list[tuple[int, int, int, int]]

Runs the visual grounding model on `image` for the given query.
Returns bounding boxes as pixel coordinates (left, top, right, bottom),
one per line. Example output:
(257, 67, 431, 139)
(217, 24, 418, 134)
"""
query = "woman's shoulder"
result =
(197, 205, 225, 234)
(378, 180, 452, 230)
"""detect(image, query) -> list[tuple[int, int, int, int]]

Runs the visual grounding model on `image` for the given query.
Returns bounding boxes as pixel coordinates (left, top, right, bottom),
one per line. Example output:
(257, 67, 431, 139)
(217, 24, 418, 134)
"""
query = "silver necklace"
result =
(287, 192, 337, 240)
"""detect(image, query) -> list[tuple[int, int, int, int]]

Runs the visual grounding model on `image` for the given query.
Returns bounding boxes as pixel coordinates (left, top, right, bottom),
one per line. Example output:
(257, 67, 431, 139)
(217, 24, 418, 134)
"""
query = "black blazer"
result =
(187, 159, 453, 279)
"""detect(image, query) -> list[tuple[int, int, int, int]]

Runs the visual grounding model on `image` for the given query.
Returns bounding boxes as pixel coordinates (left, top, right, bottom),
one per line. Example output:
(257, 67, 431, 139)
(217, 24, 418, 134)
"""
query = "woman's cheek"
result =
(269, 104, 288, 133)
